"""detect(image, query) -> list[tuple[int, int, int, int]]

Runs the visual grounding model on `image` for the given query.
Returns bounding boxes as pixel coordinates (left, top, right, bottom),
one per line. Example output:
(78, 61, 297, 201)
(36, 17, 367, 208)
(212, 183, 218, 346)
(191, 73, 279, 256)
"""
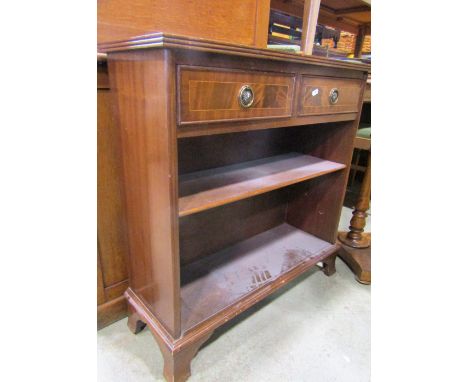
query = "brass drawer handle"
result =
(329, 88, 339, 104)
(238, 85, 254, 108)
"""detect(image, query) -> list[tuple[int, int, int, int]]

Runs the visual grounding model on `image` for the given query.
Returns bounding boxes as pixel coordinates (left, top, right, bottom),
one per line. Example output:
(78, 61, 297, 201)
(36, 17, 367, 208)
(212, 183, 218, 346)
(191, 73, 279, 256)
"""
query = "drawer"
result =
(298, 76, 362, 116)
(178, 67, 295, 125)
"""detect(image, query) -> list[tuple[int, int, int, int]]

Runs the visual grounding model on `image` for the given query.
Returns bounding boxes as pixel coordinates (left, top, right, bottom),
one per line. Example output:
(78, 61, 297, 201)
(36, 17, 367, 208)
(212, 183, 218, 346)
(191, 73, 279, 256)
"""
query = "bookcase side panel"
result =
(108, 49, 181, 337)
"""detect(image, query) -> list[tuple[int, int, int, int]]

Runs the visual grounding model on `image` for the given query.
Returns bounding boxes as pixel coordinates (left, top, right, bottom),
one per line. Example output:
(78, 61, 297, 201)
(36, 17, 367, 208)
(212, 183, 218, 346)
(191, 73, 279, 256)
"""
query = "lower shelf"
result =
(180, 223, 336, 333)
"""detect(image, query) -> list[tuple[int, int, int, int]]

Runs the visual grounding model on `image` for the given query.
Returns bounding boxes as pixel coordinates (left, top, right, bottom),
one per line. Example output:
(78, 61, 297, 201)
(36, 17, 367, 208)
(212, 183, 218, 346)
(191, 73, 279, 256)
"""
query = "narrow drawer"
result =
(298, 76, 362, 116)
(178, 67, 295, 125)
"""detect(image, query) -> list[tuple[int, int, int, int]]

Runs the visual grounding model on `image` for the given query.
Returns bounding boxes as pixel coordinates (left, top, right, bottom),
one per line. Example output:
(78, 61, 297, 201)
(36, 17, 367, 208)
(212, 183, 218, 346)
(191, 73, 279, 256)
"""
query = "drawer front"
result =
(178, 67, 295, 124)
(298, 76, 362, 116)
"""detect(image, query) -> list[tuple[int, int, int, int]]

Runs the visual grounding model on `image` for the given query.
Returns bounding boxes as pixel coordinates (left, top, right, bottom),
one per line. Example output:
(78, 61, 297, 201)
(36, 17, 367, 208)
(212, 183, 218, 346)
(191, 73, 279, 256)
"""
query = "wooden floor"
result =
(179, 153, 345, 216)
(180, 223, 334, 332)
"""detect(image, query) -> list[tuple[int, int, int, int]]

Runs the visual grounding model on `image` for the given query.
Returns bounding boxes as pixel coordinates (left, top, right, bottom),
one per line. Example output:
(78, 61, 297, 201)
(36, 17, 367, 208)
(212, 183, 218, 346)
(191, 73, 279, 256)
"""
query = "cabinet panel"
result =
(97, 63, 130, 329)
(97, 89, 129, 287)
(298, 76, 362, 116)
(179, 67, 295, 124)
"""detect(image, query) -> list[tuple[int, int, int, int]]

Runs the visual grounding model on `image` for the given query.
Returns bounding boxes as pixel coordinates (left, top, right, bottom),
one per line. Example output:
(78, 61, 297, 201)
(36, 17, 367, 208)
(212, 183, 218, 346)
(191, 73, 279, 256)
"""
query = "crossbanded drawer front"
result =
(178, 67, 295, 124)
(298, 76, 362, 116)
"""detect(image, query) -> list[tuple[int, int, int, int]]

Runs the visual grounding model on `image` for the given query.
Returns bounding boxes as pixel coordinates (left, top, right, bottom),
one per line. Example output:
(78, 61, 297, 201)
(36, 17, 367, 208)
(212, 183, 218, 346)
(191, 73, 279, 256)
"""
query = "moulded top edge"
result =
(97, 32, 370, 72)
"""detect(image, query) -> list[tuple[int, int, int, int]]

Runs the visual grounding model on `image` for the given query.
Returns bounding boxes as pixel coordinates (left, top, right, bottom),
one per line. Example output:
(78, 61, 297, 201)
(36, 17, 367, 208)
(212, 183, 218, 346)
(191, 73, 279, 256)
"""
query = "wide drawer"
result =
(298, 76, 362, 116)
(178, 67, 295, 125)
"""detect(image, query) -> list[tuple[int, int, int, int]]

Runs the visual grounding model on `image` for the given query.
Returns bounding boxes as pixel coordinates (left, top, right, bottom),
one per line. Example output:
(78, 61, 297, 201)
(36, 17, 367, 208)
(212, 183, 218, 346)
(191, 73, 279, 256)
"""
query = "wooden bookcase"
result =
(100, 33, 369, 382)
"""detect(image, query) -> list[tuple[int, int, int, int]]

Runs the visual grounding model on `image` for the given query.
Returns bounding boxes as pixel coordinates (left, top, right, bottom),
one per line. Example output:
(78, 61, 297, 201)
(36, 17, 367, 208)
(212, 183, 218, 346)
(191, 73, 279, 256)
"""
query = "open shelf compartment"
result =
(177, 123, 356, 333)
(179, 152, 345, 217)
(180, 222, 336, 333)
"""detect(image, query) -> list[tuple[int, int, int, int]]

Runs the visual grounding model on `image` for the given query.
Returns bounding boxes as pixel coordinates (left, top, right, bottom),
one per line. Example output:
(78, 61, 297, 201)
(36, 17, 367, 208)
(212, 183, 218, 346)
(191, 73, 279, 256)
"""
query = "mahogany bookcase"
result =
(100, 33, 369, 382)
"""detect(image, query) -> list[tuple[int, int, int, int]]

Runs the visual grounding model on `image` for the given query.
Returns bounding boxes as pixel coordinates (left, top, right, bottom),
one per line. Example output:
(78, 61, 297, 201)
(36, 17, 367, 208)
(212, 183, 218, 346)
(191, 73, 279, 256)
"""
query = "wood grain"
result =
(98, 33, 370, 72)
(178, 128, 291, 175)
(98, 0, 271, 47)
(301, 0, 322, 55)
(339, 150, 371, 248)
(97, 60, 130, 329)
(105, 279, 129, 301)
(179, 153, 345, 216)
(97, 295, 128, 329)
(254, 0, 271, 48)
(177, 112, 359, 138)
(338, 236, 371, 284)
(108, 49, 181, 337)
(298, 76, 362, 116)
(97, 89, 129, 287)
(178, 67, 295, 125)
(180, 223, 335, 332)
(179, 190, 288, 266)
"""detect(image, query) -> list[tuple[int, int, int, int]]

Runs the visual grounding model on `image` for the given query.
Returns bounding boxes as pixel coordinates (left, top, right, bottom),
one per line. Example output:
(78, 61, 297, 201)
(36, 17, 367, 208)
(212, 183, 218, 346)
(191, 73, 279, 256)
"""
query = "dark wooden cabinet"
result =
(100, 33, 369, 381)
(97, 59, 130, 329)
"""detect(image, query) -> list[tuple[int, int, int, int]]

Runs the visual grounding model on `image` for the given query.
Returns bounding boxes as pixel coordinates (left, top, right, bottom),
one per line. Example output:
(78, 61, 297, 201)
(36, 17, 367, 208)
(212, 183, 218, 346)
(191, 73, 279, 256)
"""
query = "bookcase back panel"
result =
(178, 128, 290, 175)
(179, 190, 288, 266)
(286, 171, 348, 243)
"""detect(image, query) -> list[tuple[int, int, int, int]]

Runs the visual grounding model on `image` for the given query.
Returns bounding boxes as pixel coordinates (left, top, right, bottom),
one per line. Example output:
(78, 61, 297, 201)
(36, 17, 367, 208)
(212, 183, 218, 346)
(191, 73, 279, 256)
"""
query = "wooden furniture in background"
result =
(98, 0, 370, 55)
(349, 74, 370, 187)
(269, 0, 370, 57)
(100, 33, 369, 381)
(98, 0, 271, 47)
(271, 0, 371, 36)
(340, 137, 370, 248)
(338, 78, 371, 284)
(301, 0, 322, 54)
(338, 145, 371, 284)
(97, 56, 130, 328)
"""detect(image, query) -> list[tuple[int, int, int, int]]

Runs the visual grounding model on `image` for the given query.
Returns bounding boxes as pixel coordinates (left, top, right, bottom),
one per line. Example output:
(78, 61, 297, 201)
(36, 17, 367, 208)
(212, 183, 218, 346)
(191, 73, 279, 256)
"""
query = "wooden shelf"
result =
(179, 153, 346, 217)
(180, 223, 336, 333)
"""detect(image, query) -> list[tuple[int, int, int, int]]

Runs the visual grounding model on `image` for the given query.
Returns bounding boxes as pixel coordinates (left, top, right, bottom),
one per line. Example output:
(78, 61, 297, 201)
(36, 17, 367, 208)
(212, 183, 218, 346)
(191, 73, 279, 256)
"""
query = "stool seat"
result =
(357, 126, 371, 139)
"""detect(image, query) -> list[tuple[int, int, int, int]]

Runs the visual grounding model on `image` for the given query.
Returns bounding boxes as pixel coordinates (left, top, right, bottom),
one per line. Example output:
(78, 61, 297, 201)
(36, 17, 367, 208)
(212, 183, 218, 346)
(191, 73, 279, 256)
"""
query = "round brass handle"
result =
(329, 88, 339, 104)
(238, 85, 255, 108)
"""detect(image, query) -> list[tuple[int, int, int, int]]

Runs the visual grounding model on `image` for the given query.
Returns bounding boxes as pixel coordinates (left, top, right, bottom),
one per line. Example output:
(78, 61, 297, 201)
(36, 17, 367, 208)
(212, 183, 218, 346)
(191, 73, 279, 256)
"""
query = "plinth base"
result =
(338, 232, 371, 284)
(338, 231, 370, 248)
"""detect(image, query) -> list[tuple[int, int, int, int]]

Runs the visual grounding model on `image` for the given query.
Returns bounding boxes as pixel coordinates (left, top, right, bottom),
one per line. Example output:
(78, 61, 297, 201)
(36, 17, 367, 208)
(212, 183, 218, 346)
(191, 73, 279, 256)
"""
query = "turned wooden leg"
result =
(155, 332, 213, 382)
(322, 254, 337, 276)
(339, 150, 371, 248)
(339, 146, 371, 284)
(127, 304, 147, 334)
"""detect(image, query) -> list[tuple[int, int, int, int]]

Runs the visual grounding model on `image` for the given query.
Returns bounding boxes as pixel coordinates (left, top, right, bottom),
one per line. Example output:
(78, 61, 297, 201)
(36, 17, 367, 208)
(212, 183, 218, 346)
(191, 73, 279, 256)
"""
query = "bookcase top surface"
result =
(98, 32, 370, 72)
